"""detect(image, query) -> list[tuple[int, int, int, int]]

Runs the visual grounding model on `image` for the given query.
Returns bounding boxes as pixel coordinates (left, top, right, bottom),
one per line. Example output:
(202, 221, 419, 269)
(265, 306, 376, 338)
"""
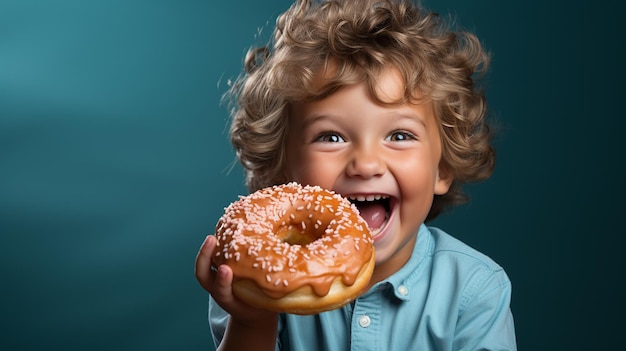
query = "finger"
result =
(195, 235, 217, 292)
(211, 264, 242, 309)
(215, 264, 234, 298)
(212, 265, 275, 321)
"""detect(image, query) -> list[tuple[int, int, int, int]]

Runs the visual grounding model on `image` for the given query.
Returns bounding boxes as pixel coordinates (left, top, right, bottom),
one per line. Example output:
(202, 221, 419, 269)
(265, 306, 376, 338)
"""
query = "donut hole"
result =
(276, 226, 318, 246)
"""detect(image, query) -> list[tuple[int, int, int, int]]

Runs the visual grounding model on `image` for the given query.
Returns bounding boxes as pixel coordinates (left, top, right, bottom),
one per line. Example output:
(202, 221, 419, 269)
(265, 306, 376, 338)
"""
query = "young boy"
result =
(195, 0, 517, 349)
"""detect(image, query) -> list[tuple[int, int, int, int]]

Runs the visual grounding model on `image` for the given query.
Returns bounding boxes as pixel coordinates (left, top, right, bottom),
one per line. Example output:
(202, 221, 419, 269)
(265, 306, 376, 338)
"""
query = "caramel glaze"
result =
(213, 183, 374, 299)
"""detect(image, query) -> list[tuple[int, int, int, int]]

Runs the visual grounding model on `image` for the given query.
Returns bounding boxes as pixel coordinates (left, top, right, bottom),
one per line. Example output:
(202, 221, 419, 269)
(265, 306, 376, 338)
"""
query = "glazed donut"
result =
(212, 182, 374, 315)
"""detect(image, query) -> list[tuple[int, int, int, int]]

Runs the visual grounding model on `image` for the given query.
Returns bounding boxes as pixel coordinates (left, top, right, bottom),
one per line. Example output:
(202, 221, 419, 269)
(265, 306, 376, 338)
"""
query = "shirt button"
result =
(358, 315, 371, 328)
(397, 285, 409, 296)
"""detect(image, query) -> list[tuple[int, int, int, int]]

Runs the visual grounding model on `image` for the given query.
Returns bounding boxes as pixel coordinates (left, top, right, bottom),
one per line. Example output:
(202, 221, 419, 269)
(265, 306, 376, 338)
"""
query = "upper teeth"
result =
(348, 195, 389, 202)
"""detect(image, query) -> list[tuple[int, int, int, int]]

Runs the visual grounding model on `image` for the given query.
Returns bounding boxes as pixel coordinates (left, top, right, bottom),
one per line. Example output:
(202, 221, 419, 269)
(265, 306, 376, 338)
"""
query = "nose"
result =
(345, 144, 386, 179)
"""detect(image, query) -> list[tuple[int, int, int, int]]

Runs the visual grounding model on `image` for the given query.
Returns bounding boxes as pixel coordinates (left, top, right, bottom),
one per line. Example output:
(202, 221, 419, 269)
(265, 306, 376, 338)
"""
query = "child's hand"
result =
(195, 235, 278, 327)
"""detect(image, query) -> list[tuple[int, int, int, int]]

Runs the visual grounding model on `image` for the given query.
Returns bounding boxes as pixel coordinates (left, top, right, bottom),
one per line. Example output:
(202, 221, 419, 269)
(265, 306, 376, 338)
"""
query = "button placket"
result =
(350, 289, 382, 350)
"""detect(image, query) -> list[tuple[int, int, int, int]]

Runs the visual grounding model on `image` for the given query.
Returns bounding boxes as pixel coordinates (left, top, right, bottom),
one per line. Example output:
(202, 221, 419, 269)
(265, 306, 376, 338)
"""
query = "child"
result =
(195, 0, 517, 349)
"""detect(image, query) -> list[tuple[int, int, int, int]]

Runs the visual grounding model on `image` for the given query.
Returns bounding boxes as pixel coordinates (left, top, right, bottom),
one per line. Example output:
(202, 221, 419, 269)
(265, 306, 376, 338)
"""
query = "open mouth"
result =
(347, 195, 392, 235)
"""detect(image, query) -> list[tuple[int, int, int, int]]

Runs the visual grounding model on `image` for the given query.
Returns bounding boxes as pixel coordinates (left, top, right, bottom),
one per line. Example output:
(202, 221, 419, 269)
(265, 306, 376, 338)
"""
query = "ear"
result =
(434, 164, 454, 195)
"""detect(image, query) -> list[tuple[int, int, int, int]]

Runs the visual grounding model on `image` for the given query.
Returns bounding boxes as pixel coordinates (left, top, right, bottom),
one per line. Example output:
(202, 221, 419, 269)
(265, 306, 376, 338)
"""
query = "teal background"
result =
(1, 0, 623, 350)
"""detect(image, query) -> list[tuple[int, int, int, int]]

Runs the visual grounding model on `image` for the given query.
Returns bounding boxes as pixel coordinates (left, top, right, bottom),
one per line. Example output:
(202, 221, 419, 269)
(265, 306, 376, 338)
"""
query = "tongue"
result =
(357, 202, 386, 230)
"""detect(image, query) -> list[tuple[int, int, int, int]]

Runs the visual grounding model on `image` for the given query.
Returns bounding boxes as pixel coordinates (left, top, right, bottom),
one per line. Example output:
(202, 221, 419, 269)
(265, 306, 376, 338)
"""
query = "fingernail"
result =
(203, 235, 212, 245)
(217, 265, 228, 279)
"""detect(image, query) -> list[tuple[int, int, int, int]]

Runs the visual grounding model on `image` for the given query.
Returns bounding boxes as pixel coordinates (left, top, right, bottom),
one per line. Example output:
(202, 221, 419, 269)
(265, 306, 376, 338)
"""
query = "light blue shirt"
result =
(209, 225, 517, 350)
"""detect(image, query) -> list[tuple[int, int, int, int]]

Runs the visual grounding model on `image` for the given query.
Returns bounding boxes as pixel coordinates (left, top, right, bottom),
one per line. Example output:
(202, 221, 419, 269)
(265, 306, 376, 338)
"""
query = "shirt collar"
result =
(373, 224, 433, 301)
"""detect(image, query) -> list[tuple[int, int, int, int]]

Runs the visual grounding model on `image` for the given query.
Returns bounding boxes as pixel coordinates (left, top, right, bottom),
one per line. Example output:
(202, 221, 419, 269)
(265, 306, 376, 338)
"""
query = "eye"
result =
(315, 132, 345, 143)
(386, 131, 417, 142)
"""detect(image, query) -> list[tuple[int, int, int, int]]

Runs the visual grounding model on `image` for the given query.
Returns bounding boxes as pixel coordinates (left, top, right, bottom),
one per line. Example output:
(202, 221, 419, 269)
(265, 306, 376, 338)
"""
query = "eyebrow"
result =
(390, 111, 427, 127)
(298, 113, 335, 129)
(297, 109, 429, 131)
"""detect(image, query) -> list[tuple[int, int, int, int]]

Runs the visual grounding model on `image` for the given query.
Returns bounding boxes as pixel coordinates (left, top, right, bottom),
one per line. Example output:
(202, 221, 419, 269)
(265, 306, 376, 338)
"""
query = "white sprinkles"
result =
(214, 182, 373, 291)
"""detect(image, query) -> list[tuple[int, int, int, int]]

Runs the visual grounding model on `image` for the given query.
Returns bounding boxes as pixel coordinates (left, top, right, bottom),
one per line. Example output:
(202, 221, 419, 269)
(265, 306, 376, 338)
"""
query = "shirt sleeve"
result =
(453, 268, 517, 351)
(207, 297, 228, 348)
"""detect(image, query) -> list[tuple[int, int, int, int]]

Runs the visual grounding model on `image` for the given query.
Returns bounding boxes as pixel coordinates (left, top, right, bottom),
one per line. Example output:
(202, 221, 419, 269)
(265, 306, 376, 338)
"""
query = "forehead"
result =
(373, 66, 408, 103)
(309, 60, 429, 105)
(292, 72, 438, 133)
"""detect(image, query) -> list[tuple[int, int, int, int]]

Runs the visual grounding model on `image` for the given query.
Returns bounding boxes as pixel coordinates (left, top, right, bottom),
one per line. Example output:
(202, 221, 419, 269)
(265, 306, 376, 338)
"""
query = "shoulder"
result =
(428, 226, 504, 271)
(426, 226, 512, 310)
(419, 227, 517, 349)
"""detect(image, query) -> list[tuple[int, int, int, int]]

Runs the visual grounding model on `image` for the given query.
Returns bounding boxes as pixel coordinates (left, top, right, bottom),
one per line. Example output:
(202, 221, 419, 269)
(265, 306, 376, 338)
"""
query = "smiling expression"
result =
(284, 67, 453, 284)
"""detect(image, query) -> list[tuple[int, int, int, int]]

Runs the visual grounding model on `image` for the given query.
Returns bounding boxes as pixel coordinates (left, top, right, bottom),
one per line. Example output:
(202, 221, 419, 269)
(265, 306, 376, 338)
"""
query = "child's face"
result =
(284, 67, 453, 277)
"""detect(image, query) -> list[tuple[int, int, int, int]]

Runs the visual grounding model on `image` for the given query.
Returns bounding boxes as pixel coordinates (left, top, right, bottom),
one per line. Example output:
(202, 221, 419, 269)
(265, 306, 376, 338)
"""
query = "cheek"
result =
(286, 153, 340, 187)
(285, 140, 311, 182)
(396, 169, 437, 227)
(394, 155, 440, 196)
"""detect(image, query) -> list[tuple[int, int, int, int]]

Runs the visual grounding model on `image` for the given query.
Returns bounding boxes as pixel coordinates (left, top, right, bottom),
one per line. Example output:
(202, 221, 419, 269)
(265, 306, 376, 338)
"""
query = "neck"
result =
(365, 235, 417, 291)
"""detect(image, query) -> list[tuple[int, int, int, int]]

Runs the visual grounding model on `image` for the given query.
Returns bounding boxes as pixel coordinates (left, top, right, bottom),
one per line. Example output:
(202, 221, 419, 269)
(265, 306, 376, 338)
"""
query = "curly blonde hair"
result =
(226, 0, 494, 221)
